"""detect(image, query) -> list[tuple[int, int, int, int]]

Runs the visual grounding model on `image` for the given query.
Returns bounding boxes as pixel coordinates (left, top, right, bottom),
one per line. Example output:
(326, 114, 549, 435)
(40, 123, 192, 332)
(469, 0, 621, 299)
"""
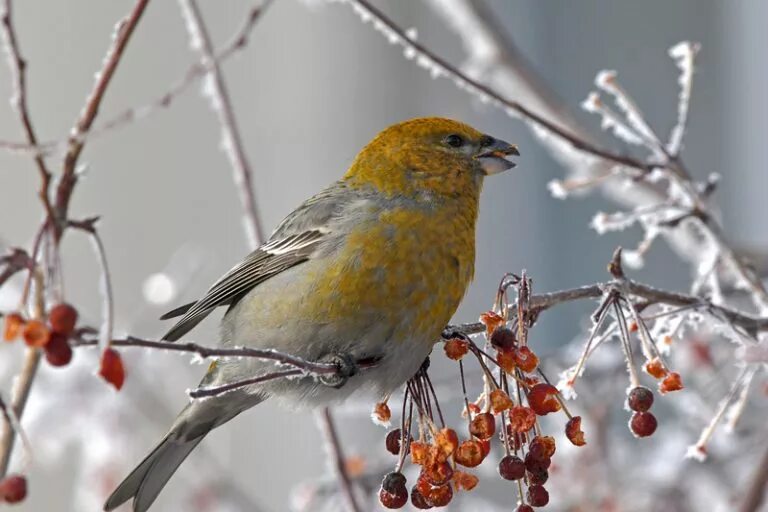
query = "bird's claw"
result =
(318, 352, 359, 388)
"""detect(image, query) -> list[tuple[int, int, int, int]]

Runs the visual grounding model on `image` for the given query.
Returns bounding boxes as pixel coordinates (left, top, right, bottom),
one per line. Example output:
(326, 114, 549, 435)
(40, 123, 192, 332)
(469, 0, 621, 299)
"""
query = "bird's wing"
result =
(161, 182, 351, 341)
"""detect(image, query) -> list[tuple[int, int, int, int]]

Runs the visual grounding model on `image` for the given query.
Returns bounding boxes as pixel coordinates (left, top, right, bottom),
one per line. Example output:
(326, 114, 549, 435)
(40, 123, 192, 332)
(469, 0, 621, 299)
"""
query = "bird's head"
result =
(344, 117, 519, 199)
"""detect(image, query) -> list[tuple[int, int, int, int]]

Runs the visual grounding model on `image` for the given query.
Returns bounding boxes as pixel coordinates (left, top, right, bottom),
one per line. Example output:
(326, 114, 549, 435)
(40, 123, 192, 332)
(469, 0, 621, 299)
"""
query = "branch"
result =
(54, 0, 150, 235)
(739, 438, 768, 512)
(178, 0, 266, 249)
(0, 248, 31, 290)
(0, 0, 55, 223)
(316, 407, 362, 512)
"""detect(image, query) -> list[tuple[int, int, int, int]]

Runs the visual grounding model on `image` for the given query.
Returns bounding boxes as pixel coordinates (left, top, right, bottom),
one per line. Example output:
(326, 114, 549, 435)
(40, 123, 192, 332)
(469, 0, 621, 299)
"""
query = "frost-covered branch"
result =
(178, 0, 267, 249)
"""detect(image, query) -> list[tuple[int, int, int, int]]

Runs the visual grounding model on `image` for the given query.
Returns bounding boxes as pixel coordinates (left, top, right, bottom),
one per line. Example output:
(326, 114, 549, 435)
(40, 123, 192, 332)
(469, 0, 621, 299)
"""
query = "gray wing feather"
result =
(161, 182, 351, 342)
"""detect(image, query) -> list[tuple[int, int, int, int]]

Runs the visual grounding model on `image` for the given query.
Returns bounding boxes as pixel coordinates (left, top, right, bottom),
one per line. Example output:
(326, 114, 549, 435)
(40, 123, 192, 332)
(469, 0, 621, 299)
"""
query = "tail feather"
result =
(104, 435, 203, 512)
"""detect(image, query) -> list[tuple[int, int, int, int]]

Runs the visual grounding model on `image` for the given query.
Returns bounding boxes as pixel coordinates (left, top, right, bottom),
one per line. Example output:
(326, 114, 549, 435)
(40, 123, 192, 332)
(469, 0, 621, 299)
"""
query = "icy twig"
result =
(667, 41, 700, 156)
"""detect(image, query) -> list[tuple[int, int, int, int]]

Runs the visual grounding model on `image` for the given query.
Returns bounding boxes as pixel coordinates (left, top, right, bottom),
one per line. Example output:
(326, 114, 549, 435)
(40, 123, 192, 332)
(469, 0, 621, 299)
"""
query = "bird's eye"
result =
(444, 134, 464, 148)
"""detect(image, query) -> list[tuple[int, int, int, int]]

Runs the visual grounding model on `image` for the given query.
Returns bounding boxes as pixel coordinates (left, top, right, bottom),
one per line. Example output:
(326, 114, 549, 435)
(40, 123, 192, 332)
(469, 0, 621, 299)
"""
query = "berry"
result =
(490, 326, 516, 351)
(0, 474, 27, 503)
(498, 455, 526, 480)
(48, 303, 78, 336)
(524, 450, 551, 472)
(3, 313, 24, 341)
(659, 372, 684, 394)
(99, 348, 126, 390)
(565, 416, 587, 446)
(508, 406, 536, 433)
(44, 333, 73, 367)
(424, 460, 453, 486)
(411, 442, 429, 465)
(454, 440, 484, 467)
(443, 338, 469, 360)
(527, 484, 549, 507)
(490, 389, 513, 413)
(513, 346, 539, 373)
(426, 484, 453, 507)
(435, 428, 459, 457)
(516, 506, 534, 512)
(385, 429, 410, 455)
(453, 471, 478, 491)
(627, 386, 654, 412)
(411, 486, 433, 509)
(644, 358, 667, 379)
(527, 467, 549, 485)
(379, 472, 408, 509)
(469, 412, 496, 440)
(372, 402, 391, 425)
(528, 436, 556, 459)
(479, 311, 504, 335)
(22, 319, 50, 348)
(630, 411, 658, 437)
(497, 350, 516, 373)
(527, 384, 561, 415)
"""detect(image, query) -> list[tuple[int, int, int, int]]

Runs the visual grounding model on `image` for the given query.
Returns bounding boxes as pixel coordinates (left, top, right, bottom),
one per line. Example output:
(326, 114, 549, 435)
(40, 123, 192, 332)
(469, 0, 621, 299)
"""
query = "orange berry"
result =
(3, 313, 24, 341)
(372, 402, 391, 425)
(496, 350, 516, 373)
(644, 357, 668, 379)
(48, 303, 78, 336)
(659, 371, 684, 394)
(508, 406, 536, 433)
(490, 389, 513, 413)
(479, 311, 504, 336)
(410, 442, 429, 465)
(443, 338, 469, 361)
(629, 321, 639, 333)
(22, 319, 50, 348)
(469, 412, 496, 440)
(513, 346, 539, 373)
(99, 348, 126, 391)
(454, 439, 484, 467)
(452, 470, 478, 491)
(435, 428, 459, 457)
(527, 384, 561, 415)
(565, 416, 587, 446)
(424, 460, 453, 486)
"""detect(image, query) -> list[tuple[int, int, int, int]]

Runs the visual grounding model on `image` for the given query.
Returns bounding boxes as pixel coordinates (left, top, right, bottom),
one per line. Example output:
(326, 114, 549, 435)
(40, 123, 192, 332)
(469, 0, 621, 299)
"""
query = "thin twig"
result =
(316, 407, 362, 512)
(178, 0, 266, 248)
(54, 0, 150, 236)
(738, 437, 768, 512)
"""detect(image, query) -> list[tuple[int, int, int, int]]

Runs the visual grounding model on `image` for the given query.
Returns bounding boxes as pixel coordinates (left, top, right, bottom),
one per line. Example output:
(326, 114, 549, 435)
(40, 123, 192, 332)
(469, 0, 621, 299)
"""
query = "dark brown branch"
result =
(317, 407, 362, 512)
(0, 0, 55, 223)
(179, 0, 266, 248)
(54, 0, 150, 236)
(0, 248, 32, 290)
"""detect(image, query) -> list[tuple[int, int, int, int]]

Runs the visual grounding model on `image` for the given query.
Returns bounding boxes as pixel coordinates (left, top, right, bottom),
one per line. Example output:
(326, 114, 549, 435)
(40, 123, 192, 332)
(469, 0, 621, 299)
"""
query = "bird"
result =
(104, 117, 518, 512)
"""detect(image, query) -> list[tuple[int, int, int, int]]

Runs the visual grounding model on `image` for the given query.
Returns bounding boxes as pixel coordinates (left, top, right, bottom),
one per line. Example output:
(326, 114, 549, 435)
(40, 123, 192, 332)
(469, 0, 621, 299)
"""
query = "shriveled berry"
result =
(411, 442, 429, 465)
(411, 486, 433, 509)
(528, 436, 556, 459)
(498, 455, 526, 480)
(627, 386, 654, 412)
(490, 389, 513, 413)
(479, 311, 504, 336)
(372, 402, 391, 425)
(497, 350, 516, 373)
(385, 429, 410, 455)
(454, 440, 484, 467)
(435, 428, 459, 457)
(516, 506, 534, 512)
(527, 467, 549, 485)
(513, 346, 539, 373)
(630, 411, 658, 437)
(508, 406, 536, 433)
(527, 484, 549, 507)
(565, 416, 587, 446)
(524, 450, 551, 472)
(527, 384, 561, 415)
(443, 338, 469, 360)
(22, 319, 50, 348)
(0, 474, 27, 503)
(659, 372, 684, 394)
(426, 484, 453, 507)
(490, 326, 516, 351)
(453, 471, 478, 491)
(99, 348, 126, 390)
(3, 313, 24, 342)
(469, 412, 495, 440)
(644, 357, 667, 379)
(44, 333, 72, 367)
(424, 460, 453, 486)
(48, 303, 78, 336)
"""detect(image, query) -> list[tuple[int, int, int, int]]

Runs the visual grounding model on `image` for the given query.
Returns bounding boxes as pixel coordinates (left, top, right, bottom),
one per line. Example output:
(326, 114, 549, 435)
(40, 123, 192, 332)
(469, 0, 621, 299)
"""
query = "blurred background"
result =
(1, 0, 767, 511)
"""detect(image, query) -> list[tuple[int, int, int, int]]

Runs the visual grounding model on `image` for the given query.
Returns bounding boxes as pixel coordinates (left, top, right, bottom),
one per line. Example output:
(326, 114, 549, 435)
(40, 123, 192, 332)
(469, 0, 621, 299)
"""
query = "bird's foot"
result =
(317, 352, 359, 389)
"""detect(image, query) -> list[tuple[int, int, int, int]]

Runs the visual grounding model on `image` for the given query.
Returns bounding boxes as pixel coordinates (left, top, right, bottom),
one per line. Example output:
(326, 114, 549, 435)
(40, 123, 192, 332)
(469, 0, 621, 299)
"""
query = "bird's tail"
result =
(104, 390, 265, 512)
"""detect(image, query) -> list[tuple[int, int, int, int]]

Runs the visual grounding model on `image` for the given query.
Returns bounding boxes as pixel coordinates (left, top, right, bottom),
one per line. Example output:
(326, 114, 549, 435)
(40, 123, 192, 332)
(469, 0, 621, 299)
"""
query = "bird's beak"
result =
(474, 138, 520, 175)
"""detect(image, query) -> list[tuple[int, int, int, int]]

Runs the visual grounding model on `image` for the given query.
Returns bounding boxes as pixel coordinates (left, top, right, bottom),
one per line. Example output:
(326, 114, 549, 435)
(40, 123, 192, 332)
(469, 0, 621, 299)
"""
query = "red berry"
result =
(527, 467, 549, 485)
(524, 450, 551, 472)
(508, 406, 536, 433)
(99, 348, 126, 390)
(528, 436, 556, 460)
(469, 412, 496, 440)
(0, 474, 27, 503)
(490, 326, 516, 351)
(527, 484, 549, 507)
(379, 472, 408, 509)
(498, 455, 526, 480)
(565, 415, 587, 446)
(513, 346, 539, 373)
(527, 384, 561, 415)
(424, 460, 453, 486)
(454, 440, 484, 467)
(630, 411, 658, 437)
(48, 303, 78, 336)
(44, 332, 73, 367)
(385, 429, 410, 455)
(426, 484, 453, 507)
(411, 486, 433, 509)
(517, 506, 534, 512)
(627, 386, 654, 412)
(444, 338, 469, 360)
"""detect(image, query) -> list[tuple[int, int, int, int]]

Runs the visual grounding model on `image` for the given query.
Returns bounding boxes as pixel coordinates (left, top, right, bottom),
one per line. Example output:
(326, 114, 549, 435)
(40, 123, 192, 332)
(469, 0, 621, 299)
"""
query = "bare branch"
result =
(316, 407, 362, 512)
(178, 0, 266, 248)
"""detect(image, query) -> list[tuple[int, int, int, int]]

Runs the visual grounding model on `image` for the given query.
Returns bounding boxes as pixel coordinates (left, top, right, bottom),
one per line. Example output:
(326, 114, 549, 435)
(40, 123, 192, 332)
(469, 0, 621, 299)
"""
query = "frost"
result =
(685, 444, 707, 462)
(667, 41, 700, 155)
(547, 179, 569, 199)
